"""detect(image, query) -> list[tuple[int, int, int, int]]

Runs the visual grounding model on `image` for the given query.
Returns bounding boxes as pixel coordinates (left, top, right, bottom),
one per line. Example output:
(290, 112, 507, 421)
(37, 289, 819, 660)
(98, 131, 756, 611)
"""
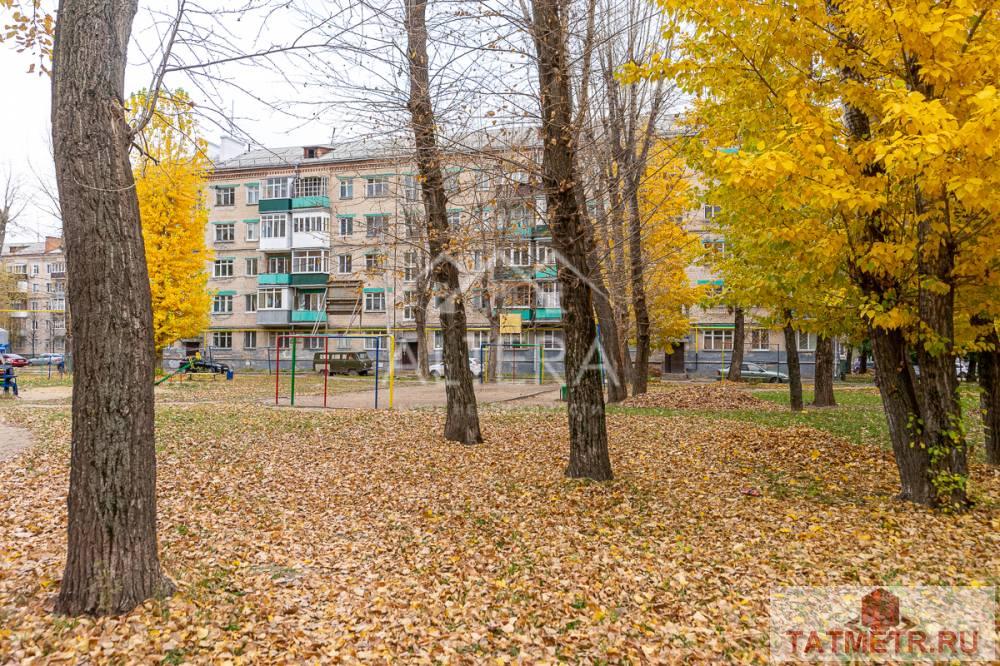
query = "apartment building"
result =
(672, 203, 821, 378)
(0, 236, 68, 356)
(187, 135, 567, 372)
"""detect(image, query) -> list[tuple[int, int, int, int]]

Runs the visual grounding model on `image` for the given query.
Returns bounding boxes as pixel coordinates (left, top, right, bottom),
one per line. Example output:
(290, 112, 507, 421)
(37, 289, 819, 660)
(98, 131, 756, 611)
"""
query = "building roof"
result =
(212, 126, 543, 173)
(1, 236, 64, 258)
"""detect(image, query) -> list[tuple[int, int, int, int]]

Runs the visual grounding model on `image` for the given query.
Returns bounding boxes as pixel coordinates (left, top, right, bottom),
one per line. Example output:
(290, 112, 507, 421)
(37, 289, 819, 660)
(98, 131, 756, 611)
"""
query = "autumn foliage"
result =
(129, 90, 211, 357)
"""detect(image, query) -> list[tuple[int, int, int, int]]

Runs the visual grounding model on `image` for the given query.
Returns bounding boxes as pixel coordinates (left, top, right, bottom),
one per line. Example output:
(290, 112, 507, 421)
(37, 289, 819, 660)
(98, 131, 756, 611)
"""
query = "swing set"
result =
(274, 334, 396, 408)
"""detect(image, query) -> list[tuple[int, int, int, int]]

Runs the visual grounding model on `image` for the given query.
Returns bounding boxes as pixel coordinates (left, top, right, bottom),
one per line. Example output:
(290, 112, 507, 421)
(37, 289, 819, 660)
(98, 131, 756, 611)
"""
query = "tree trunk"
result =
(625, 183, 651, 395)
(52, 0, 173, 615)
(966, 353, 977, 383)
(727, 307, 745, 381)
(782, 315, 803, 412)
(487, 310, 500, 382)
(404, 0, 481, 444)
(414, 291, 430, 380)
(812, 334, 836, 407)
(859, 348, 868, 374)
(532, 0, 611, 480)
(844, 344, 854, 376)
(979, 333, 1000, 466)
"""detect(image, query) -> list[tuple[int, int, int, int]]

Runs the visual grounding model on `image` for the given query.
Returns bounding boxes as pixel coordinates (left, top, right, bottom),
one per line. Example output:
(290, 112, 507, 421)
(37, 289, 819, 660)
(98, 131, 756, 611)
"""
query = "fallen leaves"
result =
(619, 382, 782, 411)
(0, 403, 997, 663)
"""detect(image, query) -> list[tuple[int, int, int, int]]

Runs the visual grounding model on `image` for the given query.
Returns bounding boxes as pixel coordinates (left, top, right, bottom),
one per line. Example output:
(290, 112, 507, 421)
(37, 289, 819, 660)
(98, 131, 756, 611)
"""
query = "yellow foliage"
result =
(129, 90, 211, 354)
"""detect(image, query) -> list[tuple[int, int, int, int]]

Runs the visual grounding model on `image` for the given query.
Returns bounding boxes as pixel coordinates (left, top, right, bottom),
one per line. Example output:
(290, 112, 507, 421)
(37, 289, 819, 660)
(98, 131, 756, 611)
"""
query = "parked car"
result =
(313, 351, 374, 376)
(717, 362, 788, 383)
(429, 358, 482, 379)
(29, 353, 65, 366)
(185, 359, 231, 374)
(0, 353, 29, 368)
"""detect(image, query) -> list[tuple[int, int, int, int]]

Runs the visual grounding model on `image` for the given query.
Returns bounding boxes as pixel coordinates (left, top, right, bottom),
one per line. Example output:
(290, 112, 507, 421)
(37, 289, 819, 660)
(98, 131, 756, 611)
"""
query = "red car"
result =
(1, 354, 29, 367)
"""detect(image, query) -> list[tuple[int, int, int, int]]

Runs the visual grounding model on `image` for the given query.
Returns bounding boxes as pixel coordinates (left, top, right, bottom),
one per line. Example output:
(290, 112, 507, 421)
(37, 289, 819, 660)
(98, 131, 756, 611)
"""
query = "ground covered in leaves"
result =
(1, 400, 998, 663)
(619, 383, 781, 412)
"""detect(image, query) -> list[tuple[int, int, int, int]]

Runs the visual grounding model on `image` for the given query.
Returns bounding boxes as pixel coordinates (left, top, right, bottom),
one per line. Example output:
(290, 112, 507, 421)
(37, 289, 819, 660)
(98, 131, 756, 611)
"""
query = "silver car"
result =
(717, 362, 788, 383)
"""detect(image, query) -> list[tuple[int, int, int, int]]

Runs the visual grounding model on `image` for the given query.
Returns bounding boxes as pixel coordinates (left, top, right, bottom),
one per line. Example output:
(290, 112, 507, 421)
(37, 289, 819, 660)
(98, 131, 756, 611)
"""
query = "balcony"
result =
(291, 310, 325, 323)
(291, 195, 330, 209)
(258, 273, 291, 286)
(290, 272, 328, 287)
(291, 229, 328, 249)
(257, 310, 291, 326)
(258, 198, 292, 213)
(535, 307, 562, 321)
(494, 265, 534, 280)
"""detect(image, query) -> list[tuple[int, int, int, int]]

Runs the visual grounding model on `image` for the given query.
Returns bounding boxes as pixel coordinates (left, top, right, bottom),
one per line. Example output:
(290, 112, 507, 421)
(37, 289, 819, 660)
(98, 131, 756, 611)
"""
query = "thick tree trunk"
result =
(405, 0, 481, 444)
(52, 0, 173, 615)
(966, 353, 978, 383)
(812, 334, 836, 407)
(869, 327, 936, 504)
(782, 316, 803, 412)
(727, 307, 745, 381)
(979, 334, 1000, 466)
(532, 0, 611, 481)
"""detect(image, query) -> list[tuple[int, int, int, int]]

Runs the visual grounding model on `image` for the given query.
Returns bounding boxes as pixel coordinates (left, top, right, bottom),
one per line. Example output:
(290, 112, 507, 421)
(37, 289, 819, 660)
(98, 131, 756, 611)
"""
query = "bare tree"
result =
(532, 0, 611, 480)
(0, 169, 27, 254)
(52, 0, 174, 615)
(405, 0, 482, 444)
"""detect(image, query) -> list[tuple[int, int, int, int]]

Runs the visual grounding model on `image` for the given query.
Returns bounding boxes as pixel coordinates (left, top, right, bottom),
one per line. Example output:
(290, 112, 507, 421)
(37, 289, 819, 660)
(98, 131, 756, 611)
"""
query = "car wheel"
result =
(430, 370, 441, 378)
(769, 377, 778, 383)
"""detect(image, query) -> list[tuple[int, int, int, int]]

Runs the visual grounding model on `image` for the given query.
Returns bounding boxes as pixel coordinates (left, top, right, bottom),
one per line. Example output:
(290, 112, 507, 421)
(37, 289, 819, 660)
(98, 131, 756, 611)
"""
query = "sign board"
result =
(499, 313, 522, 335)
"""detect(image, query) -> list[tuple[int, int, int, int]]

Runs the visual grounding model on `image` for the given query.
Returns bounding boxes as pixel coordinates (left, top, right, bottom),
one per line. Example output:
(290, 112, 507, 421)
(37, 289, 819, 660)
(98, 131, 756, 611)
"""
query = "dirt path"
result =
(273, 382, 564, 410)
(0, 422, 32, 462)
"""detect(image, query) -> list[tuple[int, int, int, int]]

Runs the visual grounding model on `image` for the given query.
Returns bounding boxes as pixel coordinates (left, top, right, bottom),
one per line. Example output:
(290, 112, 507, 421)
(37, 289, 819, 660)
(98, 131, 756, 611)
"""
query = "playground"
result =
(273, 378, 562, 409)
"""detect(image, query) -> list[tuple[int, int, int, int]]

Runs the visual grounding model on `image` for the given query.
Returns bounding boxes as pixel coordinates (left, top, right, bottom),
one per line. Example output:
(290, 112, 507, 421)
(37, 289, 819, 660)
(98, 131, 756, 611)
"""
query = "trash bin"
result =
(559, 384, 568, 401)
(838, 360, 849, 381)
(226, 369, 234, 381)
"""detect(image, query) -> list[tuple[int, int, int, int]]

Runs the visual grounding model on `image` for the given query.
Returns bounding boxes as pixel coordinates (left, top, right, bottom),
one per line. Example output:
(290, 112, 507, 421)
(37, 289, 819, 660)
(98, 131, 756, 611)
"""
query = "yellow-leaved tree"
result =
(626, 0, 1000, 508)
(639, 140, 706, 350)
(129, 90, 211, 361)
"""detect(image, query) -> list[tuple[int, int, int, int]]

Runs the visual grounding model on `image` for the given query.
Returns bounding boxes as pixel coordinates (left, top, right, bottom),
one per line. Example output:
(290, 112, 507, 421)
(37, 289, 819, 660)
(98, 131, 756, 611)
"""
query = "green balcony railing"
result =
(291, 195, 330, 209)
(535, 307, 562, 320)
(258, 273, 291, 285)
(290, 273, 328, 287)
(258, 198, 292, 212)
(291, 310, 325, 323)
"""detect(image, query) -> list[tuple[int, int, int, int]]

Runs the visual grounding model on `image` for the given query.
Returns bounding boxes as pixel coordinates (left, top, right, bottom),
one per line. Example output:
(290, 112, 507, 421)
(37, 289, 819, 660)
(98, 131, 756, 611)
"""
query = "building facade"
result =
(184, 138, 567, 374)
(0, 236, 68, 356)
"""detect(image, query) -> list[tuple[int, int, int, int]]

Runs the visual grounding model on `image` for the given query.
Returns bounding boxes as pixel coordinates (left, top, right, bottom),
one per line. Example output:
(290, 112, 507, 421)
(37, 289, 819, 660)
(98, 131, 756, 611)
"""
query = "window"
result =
(444, 172, 460, 194)
(502, 332, 522, 346)
(32, 283, 38, 293)
(475, 171, 492, 192)
(751, 329, 770, 352)
(264, 177, 289, 199)
(259, 288, 284, 309)
(503, 244, 532, 266)
(797, 331, 817, 352)
(245, 293, 258, 312)
(402, 290, 416, 321)
(245, 222, 259, 241)
(31, 264, 39, 275)
(339, 178, 353, 199)
(215, 223, 235, 242)
(365, 176, 390, 198)
(364, 290, 386, 312)
(266, 255, 290, 274)
(297, 292, 324, 311)
(403, 175, 420, 201)
(537, 245, 556, 265)
(338, 216, 354, 236)
(337, 254, 352, 274)
(447, 210, 461, 228)
(538, 281, 560, 308)
(213, 259, 234, 278)
(542, 330, 562, 350)
(404, 219, 418, 239)
(703, 329, 734, 351)
(302, 336, 324, 351)
(7, 264, 26, 274)
(433, 330, 443, 349)
(212, 294, 233, 314)
(48, 262, 66, 274)
(704, 204, 722, 219)
(244, 331, 257, 349)
(511, 171, 530, 184)
(336, 337, 351, 349)
(50, 298, 65, 311)
(245, 184, 260, 205)
(509, 205, 530, 227)
(292, 214, 329, 233)
(365, 253, 385, 271)
(472, 250, 483, 271)
(292, 250, 328, 273)
(245, 257, 259, 276)
(509, 284, 532, 307)
(702, 238, 726, 255)
(365, 214, 388, 238)
(403, 251, 418, 282)
(212, 331, 233, 349)
(260, 214, 287, 239)
(364, 337, 380, 351)
(294, 176, 327, 198)
(215, 186, 235, 207)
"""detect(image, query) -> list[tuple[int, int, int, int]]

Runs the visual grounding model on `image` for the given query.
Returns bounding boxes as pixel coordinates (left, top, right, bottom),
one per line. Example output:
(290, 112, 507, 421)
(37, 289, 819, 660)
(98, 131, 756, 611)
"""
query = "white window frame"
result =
(243, 331, 257, 349)
(212, 331, 233, 349)
(704, 204, 722, 219)
(751, 329, 770, 352)
(365, 176, 390, 198)
(213, 259, 234, 278)
(364, 291, 386, 312)
(245, 257, 259, 276)
(259, 288, 285, 310)
(337, 254, 352, 274)
(245, 222, 259, 242)
(542, 330, 562, 350)
(508, 284, 532, 308)
(214, 223, 235, 243)
(264, 177, 290, 199)
(260, 213, 287, 239)
(293, 176, 328, 198)
(433, 330, 443, 350)
(296, 291, 324, 311)
(338, 216, 354, 237)
(538, 281, 560, 308)
(245, 293, 258, 312)
(365, 214, 388, 238)
(503, 245, 532, 267)
(339, 178, 353, 199)
(215, 186, 235, 207)
(403, 175, 420, 201)
(245, 184, 260, 205)
(212, 294, 233, 314)
(292, 250, 329, 274)
(365, 253, 385, 271)
(266, 255, 290, 274)
(292, 213, 329, 234)
(797, 331, 817, 352)
(703, 329, 734, 351)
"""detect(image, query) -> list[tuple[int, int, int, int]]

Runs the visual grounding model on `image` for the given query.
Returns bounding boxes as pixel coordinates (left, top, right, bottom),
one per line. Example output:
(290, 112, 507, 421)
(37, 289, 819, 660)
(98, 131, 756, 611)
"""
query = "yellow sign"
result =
(499, 313, 522, 334)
